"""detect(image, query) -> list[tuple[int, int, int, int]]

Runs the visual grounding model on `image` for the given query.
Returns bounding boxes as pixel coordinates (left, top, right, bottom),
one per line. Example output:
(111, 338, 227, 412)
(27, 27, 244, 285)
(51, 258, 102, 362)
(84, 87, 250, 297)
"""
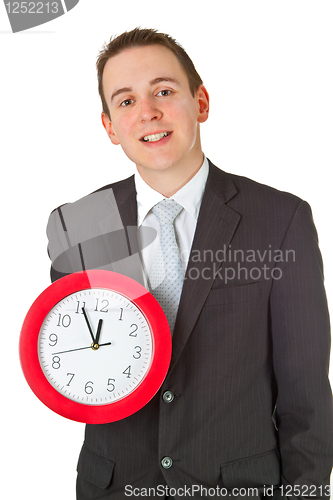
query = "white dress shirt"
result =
(135, 156, 209, 287)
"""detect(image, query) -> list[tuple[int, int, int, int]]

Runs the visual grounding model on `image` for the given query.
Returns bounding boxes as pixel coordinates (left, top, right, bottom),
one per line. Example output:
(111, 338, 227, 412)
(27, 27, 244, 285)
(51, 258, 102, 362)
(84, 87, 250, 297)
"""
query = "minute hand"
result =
(82, 307, 96, 343)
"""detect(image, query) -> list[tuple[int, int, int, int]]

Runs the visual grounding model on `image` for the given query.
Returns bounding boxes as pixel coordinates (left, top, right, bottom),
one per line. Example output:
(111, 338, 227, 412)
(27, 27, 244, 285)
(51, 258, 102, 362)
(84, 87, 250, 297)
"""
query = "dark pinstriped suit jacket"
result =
(47, 161, 333, 499)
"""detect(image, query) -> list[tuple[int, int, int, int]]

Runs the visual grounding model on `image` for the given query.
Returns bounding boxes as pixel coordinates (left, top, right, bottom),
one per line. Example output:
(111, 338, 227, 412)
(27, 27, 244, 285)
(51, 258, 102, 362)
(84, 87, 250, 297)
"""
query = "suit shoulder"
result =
(47, 176, 134, 275)
(216, 170, 317, 249)
(208, 161, 304, 214)
(223, 171, 318, 245)
(47, 174, 135, 243)
(227, 171, 304, 212)
(49, 175, 135, 215)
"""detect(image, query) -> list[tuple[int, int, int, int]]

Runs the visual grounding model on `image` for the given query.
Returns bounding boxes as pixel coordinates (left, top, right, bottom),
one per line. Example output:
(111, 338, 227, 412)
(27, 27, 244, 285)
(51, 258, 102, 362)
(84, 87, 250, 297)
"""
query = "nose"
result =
(139, 97, 162, 122)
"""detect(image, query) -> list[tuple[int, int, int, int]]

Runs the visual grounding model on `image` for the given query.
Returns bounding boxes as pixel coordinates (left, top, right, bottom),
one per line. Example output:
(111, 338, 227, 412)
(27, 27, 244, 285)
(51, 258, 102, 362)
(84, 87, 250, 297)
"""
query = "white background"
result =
(0, 1, 332, 497)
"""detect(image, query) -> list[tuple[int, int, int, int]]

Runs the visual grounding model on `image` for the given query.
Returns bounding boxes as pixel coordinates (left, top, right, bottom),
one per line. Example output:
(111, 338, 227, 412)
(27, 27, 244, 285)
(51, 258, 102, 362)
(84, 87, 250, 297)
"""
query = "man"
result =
(47, 28, 333, 499)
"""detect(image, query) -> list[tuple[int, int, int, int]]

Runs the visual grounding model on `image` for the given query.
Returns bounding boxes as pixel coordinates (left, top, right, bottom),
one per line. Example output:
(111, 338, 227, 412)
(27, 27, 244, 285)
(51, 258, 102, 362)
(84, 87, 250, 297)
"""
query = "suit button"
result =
(162, 391, 174, 403)
(161, 457, 173, 469)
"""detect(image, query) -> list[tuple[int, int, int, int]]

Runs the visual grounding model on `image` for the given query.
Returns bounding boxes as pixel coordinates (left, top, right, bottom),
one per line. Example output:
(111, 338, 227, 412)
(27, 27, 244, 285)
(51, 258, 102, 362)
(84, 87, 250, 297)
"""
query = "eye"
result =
(120, 99, 135, 107)
(157, 89, 172, 97)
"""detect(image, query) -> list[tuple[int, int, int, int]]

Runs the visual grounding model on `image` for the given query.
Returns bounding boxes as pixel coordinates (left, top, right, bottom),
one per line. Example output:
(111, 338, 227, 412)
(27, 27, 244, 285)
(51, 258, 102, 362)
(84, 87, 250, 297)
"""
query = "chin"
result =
(143, 161, 180, 173)
(134, 154, 180, 173)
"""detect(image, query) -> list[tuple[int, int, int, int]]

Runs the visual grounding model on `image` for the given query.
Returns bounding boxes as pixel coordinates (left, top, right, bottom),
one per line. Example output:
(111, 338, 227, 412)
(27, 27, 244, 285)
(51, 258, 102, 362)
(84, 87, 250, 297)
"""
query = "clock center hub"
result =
(91, 343, 99, 351)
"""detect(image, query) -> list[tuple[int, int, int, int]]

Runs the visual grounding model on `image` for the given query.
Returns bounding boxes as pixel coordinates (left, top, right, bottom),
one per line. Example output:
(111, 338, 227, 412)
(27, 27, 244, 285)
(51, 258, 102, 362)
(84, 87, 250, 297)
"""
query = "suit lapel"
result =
(113, 177, 137, 228)
(169, 162, 241, 373)
(107, 166, 241, 373)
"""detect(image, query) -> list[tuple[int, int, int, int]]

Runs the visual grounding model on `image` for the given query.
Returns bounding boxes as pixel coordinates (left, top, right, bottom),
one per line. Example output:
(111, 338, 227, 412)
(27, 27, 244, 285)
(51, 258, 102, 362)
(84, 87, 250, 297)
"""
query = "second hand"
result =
(52, 342, 111, 355)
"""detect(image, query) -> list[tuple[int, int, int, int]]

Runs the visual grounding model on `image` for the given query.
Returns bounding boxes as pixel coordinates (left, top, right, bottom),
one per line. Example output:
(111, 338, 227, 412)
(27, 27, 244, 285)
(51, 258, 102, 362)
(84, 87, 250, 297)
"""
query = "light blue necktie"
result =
(150, 199, 184, 333)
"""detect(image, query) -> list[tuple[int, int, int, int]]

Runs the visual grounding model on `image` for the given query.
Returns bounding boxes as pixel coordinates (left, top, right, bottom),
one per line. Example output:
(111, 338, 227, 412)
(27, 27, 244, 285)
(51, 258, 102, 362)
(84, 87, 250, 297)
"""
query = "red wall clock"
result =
(19, 270, 172, 424)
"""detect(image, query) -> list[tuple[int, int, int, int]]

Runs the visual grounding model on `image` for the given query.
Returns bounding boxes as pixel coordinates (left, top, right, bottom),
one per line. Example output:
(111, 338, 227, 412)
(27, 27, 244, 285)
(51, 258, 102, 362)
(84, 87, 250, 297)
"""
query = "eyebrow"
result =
(149, 76, 181, 86)
(110, 77, 181, 103)
(111, 87, 132, 102)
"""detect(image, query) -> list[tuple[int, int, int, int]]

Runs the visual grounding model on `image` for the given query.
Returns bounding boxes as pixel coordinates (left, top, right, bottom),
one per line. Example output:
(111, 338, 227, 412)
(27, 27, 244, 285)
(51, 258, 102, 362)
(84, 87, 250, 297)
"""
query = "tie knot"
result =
(152, 199, 183, 226)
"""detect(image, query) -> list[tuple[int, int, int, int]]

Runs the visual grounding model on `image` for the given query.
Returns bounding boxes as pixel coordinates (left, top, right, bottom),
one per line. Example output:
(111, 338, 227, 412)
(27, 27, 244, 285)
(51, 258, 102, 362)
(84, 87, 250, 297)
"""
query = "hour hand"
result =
(81, 307, 96, 343)
(95, 319, 103, 345)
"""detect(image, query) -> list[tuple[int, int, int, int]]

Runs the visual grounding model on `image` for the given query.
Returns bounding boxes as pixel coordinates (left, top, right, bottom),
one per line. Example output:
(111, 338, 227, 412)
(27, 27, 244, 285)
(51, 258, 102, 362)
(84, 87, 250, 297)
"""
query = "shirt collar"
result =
(135, 156, 209, 226)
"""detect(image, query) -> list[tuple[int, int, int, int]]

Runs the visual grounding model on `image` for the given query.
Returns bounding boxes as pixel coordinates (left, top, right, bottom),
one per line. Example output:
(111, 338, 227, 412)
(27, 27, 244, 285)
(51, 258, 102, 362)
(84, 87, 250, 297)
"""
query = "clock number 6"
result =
(85, 381, 94, 394)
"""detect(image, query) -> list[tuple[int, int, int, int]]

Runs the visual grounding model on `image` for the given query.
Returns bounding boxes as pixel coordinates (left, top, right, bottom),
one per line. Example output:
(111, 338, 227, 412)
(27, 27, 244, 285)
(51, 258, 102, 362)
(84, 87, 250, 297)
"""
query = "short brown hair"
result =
(96, 27, 203, 118)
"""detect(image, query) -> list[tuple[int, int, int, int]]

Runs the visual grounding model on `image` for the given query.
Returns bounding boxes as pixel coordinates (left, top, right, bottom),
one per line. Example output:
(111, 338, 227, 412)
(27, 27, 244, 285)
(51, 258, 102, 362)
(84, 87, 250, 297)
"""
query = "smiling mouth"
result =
(141, 132, 171, 143)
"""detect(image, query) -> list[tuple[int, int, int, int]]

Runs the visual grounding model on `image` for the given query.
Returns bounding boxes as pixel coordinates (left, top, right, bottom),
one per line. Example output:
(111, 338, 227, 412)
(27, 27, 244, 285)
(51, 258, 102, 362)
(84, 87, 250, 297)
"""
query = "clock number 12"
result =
(95, 299, 109, 313)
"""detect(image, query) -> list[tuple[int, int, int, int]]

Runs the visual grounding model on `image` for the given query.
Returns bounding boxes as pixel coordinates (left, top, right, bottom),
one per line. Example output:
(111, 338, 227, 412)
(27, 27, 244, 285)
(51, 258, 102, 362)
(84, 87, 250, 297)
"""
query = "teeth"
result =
(143, 132, 169, 142)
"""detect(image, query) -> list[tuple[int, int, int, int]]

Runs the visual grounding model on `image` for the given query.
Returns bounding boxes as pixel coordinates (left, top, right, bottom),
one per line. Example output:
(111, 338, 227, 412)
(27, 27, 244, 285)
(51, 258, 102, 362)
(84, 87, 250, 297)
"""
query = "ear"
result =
(101, 112, 120, 145)
(196, 85, 209, 124)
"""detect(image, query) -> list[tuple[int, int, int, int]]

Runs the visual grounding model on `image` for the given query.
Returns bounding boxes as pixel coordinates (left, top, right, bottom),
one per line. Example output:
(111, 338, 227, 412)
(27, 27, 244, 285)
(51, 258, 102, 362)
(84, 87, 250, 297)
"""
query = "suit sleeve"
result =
(270, 200, 333, 497)
(46, 206, 73, 283)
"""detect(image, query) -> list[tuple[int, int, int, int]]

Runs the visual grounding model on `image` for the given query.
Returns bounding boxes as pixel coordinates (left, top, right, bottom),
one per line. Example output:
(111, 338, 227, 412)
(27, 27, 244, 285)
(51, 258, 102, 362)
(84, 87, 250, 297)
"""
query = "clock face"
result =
(38, 288, 153, 406)
(20, 270, 171, 424)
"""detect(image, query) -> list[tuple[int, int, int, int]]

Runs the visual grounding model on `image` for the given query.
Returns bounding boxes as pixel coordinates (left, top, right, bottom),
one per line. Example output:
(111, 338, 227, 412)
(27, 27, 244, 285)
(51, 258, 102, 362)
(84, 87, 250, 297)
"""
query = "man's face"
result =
(101, 44, 209, 177)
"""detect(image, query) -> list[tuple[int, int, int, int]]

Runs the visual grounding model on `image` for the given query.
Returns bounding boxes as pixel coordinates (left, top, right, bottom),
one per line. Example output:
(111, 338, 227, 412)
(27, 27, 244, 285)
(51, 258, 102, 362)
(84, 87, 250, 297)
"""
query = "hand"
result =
(95, 319, 103, 345)
(82, 307, 97, 344)
(52, 342, 111, 355)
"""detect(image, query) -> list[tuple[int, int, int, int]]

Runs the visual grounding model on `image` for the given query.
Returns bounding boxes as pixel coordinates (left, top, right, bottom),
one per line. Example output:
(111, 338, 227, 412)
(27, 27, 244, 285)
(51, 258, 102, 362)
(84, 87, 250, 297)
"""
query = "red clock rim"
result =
(19, 270, 172, 424)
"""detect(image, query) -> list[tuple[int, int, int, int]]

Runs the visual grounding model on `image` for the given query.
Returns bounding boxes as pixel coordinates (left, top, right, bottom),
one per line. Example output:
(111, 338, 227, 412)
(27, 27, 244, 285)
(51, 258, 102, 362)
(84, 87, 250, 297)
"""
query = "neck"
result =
(136, 147, 205, 198)
(139, 160, 203, 197)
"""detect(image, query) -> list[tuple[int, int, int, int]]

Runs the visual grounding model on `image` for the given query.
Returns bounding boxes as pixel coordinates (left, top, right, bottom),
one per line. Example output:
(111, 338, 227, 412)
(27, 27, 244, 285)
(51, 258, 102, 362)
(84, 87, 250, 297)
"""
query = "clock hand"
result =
(52, 342, 111, 355)
(95, 319, 103, 345)
(82, 307, 96, 343)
